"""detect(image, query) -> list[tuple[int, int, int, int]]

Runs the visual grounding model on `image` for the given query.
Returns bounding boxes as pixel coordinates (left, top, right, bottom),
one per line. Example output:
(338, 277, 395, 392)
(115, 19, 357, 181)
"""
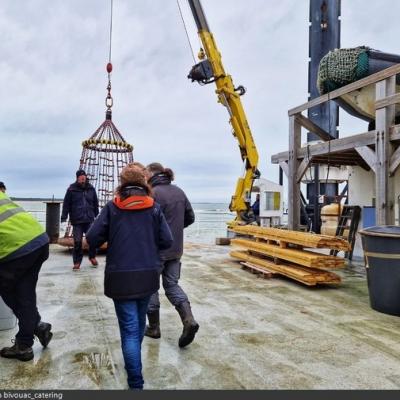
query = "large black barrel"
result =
(360, 226, 400, 316)
(44, 201, 62, 244)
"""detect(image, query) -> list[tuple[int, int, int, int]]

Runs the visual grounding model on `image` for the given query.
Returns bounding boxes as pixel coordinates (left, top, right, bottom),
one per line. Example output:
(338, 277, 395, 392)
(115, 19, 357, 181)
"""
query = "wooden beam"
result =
(296, 157, 310, 183)
(295, 114, 333, 142)
(375, 77, 396, 225)
(389, 146, 400, 175)
(272, 130, 376, 163)
(390, 124, 400, 141)
(288, 116, 301, 231)
(289, 63, 400, 116)
(355, 146, 377, 173)
(375, 93, 400, 110)
(279, 161, 289, 177)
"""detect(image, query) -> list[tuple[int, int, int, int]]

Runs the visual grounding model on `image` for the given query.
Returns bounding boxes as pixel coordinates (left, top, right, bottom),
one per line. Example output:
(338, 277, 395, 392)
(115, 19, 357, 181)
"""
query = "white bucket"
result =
(0, 297, 16, 331)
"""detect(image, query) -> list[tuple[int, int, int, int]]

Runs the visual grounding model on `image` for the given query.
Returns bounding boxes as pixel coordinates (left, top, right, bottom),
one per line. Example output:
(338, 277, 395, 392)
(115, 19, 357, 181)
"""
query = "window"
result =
(265, 191, 280, 211)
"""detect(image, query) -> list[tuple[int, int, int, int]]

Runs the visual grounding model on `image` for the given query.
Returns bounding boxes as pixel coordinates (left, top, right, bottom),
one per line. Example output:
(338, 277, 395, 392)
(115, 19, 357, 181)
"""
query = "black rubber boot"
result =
(144, 310, 161, 339)
(176, 302, 199, 348)
(0, 340, 34, 362)
(34, 321, 53, 348)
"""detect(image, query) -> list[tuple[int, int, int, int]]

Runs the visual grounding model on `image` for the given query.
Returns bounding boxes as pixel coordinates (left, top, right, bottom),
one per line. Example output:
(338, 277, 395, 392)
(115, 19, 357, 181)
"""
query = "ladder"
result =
(330, 205, 361, 260)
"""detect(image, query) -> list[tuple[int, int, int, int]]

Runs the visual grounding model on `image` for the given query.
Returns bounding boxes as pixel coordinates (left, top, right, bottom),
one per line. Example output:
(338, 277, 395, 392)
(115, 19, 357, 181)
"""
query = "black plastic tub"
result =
(360, 226, 400, 316)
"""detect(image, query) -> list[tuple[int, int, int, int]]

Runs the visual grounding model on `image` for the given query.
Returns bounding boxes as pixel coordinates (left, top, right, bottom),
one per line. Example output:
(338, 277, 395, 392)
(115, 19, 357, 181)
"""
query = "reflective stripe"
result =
(0, 207, 25, 223)
(365, 251, 400, 260)
(0, 199, 12, 207)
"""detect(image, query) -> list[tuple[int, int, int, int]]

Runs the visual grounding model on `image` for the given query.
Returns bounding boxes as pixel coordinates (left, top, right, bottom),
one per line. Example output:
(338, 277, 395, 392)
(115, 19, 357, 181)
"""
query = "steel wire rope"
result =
(176, 0, 197, 64)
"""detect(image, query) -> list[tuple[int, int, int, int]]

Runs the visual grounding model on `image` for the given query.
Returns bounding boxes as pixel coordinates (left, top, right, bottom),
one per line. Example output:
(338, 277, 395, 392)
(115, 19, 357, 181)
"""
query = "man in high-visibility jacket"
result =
(0, 192, 53, 362)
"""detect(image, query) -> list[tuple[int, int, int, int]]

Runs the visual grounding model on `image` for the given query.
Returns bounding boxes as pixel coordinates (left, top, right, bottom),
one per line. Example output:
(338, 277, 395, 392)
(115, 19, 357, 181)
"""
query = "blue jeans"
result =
(114, 297, 151, 390)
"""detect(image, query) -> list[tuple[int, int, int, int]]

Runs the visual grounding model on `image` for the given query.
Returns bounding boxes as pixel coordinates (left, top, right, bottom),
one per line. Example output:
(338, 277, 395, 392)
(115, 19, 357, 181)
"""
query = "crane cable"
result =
(108, 0, 113, 65)
(176, 0, 197, 64)
(106, 0, 114, 110)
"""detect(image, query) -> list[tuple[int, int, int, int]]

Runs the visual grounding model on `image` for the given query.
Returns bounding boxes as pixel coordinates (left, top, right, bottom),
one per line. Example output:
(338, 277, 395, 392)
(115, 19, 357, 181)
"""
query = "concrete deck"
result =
(1, 243, 400, 390)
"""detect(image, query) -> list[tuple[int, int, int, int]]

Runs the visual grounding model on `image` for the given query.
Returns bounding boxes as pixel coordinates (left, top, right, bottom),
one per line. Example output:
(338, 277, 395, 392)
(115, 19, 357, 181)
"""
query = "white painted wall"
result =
(347, 166, 400, 258)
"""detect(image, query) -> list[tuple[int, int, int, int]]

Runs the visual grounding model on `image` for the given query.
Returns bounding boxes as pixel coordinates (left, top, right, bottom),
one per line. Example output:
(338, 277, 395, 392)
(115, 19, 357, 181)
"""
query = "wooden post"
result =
(288, 116, 301, 230)
(375, 76, 396, 225)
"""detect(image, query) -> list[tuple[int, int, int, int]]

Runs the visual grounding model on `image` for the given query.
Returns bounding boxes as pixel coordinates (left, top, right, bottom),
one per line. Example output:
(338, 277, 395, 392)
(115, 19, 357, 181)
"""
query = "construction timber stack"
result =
(230, 226, 351, 286)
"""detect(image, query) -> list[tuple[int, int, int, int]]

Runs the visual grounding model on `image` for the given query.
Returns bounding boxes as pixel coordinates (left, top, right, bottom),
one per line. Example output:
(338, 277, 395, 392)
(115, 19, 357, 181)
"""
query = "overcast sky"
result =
(1, 0, 399, 202)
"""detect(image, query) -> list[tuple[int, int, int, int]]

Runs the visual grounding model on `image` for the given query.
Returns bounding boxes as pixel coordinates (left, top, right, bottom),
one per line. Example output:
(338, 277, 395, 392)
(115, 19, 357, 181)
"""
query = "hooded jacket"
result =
(61, 181, 99, 225)
(149, 174, 195, 261)
(86, 186, 173, 300)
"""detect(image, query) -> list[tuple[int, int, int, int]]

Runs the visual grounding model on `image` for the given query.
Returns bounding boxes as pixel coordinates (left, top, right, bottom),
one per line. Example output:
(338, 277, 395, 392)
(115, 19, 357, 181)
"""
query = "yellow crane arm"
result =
(187, 0, 260, 224)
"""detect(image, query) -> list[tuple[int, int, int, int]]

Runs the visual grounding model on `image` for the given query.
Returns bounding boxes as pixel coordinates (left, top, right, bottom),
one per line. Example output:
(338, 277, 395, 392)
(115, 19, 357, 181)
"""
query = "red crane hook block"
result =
(106, 63, 113, 74)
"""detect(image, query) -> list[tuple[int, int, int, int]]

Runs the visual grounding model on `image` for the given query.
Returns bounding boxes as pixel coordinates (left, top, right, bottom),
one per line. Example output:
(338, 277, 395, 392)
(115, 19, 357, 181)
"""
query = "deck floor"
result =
(1, 243, 400, 390)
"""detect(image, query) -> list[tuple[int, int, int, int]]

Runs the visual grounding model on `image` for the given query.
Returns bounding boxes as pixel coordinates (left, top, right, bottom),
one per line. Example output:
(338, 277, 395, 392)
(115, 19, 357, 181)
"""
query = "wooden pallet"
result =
(240, 262, 276, 279)
(231, 250, 341, 286)
(231, 238, 345, 269)
(231, 226, 351, 252)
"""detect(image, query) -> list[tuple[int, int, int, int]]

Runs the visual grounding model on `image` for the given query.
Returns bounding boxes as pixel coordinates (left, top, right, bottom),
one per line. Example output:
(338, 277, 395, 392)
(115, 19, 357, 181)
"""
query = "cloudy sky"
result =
(1, 0, 399, 202)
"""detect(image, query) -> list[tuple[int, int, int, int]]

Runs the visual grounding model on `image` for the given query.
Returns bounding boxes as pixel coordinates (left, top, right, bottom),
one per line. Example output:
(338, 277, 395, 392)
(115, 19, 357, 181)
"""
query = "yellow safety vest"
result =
(0, 192, 45, 261)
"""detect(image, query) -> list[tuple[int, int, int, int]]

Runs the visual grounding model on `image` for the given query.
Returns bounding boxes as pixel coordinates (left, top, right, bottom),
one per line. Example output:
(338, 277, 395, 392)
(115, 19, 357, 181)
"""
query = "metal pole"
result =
(307, 0, 341, 233)
(44, 201, 62, 244)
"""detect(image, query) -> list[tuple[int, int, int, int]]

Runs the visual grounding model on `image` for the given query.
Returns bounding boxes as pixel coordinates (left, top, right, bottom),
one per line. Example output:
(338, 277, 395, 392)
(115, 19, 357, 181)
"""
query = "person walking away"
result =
(0, 192, 53, 361)
(144, 163, 199, 348)
(86, 165, 173, 390)
(251, 194, 260, 225)
(61, 169, 99, 271)
(0, 182, 6, 193)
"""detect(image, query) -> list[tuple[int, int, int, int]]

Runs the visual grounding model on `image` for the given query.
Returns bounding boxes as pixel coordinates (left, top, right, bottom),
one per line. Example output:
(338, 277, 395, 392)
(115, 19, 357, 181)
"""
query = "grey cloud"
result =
(1, 1, 399, 202)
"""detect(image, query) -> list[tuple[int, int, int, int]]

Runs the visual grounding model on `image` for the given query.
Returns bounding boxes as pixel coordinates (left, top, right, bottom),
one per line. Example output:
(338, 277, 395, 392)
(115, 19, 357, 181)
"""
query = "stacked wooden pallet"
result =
(229, 226, 350, 286)
(232, 226, 351, 252)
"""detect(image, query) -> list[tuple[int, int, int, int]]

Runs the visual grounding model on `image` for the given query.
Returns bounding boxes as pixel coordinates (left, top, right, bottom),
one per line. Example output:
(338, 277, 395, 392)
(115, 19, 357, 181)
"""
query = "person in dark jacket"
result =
(252, 194, 260, 225)
(144, 162, 199, 348)
(0, 192, 53, 362)
(86, 165, 173, 390)
(61, 169, 99, 271)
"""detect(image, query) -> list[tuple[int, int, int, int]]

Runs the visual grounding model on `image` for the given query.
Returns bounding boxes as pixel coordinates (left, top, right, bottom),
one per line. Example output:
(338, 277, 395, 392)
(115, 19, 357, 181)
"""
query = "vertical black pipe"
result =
(44, 201, 62, 244)
(308, 0, 341, 233)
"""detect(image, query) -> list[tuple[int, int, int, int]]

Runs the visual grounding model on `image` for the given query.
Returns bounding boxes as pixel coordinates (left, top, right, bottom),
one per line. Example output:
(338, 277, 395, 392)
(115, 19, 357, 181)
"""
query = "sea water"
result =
(16, 200, 234, 244)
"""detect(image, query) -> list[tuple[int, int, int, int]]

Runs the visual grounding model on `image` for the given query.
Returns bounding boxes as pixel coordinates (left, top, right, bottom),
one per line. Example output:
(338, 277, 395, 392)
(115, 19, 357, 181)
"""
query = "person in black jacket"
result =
(61, 170, 99, 271)
(144, 163, 199, 349)
(86, 165, 173, 390)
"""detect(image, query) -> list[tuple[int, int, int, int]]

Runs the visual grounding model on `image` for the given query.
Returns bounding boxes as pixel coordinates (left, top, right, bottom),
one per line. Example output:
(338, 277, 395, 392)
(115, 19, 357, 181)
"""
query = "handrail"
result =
(288, 63, 400, 116)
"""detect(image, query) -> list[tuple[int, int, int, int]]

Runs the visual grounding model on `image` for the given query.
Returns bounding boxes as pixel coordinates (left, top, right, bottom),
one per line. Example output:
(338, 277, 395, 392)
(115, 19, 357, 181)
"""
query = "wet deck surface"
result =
(1, 243, 400, 389)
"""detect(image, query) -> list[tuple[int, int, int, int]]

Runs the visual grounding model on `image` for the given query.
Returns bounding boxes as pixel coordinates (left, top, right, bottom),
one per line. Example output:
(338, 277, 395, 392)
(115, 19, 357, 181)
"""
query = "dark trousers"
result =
(147, 258, 189, 313)
(114, 296, 151, 390)
(0, 244, 49, 347)
(72, 223, 96, 264)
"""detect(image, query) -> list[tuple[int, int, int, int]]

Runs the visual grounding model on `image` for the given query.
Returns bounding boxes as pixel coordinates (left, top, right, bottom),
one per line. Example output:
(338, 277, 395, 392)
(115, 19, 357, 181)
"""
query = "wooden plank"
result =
(375, 77, 396, 225)
(279, 161, 289, 177)
(389, 145, 400, 175)
(231, 251, 342, 286)
(296, 156, 310, 183)
(271, 125, 400, 165)
(231, 225, 351, 251)
(240, 262, 275, 279)
(355, 146, 377, 173)
(391, 124, 400, 141)
(272, 130, 376, 163)
(231, 238, 345, 269)
(375, 93, 400, 110)
(288, 116, 301, 231)
(295, 114, 333, 142)
(289, 63, 400, 116)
